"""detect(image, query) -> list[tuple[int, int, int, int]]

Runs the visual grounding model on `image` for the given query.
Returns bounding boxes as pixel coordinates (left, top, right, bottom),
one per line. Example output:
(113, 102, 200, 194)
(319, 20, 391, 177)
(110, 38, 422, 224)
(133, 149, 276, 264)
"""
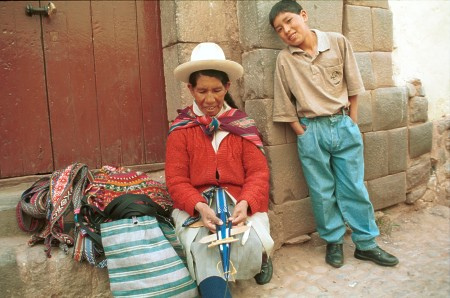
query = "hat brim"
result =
(174, 60, 244, 83)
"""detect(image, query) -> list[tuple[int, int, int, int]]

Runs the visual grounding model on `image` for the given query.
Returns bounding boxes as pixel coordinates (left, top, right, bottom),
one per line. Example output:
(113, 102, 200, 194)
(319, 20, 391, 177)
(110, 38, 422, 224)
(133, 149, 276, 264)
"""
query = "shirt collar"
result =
(288, 29, 330, 54)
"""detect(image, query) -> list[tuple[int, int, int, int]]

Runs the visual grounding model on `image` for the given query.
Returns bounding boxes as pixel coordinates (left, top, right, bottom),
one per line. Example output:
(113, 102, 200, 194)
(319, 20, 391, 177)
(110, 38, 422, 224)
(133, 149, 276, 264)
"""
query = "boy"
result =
(269, 0, 398, 268)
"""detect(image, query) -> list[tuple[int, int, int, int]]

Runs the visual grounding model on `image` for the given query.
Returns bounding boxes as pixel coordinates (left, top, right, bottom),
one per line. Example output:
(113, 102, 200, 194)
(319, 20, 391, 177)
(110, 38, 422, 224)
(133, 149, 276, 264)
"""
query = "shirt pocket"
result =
(324, 63, 343, 86)
(317, 57, 343, 87)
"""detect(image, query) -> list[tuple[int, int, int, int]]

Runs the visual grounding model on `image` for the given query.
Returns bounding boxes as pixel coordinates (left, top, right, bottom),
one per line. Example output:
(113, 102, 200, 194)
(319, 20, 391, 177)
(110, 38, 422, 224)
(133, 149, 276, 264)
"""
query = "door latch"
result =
(26, 2, 56, 17)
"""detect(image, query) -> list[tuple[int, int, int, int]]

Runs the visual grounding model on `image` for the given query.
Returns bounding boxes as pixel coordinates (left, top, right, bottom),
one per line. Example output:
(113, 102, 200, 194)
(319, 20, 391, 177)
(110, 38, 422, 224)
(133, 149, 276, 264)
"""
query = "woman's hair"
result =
(269, 0, 303, 28)
(188, 69, 238, 109)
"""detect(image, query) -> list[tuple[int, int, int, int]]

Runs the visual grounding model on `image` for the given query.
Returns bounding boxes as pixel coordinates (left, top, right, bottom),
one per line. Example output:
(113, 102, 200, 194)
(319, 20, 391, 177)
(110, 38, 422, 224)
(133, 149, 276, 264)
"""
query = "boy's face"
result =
(273, 11, 310, 48)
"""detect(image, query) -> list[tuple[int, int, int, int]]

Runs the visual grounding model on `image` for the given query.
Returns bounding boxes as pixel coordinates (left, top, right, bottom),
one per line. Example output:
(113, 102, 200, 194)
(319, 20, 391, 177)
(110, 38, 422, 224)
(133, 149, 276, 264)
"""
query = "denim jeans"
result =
(297, 114, 379, 250)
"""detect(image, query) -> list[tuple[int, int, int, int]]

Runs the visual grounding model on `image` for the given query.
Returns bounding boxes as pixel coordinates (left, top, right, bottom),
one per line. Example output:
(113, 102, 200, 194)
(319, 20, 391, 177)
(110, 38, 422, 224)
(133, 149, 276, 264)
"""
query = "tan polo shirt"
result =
(273, 30, 365, 121)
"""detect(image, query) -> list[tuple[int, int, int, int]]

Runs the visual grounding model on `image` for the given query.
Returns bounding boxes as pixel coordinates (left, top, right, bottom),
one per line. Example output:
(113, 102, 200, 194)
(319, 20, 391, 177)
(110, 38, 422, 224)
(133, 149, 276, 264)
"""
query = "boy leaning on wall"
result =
(269, 0, 399, 268)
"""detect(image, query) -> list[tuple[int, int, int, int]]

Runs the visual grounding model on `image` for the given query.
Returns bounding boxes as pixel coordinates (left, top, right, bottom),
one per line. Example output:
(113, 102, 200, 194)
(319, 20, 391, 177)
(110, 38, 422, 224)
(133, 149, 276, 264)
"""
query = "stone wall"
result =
(160, 0, 437, 250)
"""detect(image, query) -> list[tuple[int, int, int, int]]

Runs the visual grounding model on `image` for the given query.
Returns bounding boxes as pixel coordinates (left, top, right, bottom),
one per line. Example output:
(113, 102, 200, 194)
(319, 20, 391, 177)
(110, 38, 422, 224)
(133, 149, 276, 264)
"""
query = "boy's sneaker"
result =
(254, 258, 273, 285)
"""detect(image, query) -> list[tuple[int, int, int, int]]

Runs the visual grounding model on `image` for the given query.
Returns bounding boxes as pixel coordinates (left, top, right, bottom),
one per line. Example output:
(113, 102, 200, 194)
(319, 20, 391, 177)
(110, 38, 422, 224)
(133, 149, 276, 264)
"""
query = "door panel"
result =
(43, 1, 102, 169)
(137, 0, 168, 163)
(91, 0, 145, 166)
(0, 1, 53, 177)
(0, 0, 167, 178)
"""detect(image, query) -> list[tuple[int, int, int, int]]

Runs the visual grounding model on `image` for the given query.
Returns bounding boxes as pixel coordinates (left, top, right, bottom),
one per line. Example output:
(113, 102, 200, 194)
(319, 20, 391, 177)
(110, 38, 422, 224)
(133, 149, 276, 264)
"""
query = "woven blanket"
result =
(84, 166, 173, 212)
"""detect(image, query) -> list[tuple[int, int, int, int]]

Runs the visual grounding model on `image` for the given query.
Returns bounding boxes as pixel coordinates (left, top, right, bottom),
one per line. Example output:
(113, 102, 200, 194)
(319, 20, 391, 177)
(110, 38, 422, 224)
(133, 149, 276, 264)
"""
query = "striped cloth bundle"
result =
(101, 216, 198, 298)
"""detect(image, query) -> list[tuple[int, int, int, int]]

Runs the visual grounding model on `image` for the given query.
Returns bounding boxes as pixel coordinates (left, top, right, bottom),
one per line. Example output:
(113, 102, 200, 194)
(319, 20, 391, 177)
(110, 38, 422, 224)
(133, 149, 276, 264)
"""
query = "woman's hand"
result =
(229, 200, 249, 226)
(195, 202, 223, 233)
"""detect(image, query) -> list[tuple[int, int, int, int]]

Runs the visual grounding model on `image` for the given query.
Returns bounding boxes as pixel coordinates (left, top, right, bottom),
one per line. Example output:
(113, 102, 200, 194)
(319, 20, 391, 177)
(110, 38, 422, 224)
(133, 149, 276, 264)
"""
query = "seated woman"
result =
(165, 42, 274, 297)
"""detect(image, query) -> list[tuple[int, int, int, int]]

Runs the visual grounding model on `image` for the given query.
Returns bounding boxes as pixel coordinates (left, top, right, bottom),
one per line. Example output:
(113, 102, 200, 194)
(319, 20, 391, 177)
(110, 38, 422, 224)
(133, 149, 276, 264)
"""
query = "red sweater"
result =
(165, 126, 269, 216)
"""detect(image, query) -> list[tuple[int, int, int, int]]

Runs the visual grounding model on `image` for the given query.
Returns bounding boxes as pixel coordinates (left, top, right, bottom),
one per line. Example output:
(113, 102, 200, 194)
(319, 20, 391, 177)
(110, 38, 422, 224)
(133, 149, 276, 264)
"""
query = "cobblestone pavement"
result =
(230, 203, 450, 297)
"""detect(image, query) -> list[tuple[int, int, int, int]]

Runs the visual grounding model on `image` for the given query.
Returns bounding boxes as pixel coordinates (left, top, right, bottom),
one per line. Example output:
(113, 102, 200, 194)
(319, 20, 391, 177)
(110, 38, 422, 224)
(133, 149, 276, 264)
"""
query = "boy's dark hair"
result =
(269, 0, 303, 28)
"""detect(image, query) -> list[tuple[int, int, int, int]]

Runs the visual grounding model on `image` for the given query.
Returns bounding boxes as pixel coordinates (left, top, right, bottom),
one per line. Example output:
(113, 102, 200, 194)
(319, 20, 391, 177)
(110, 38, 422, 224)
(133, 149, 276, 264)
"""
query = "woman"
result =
(165, 42, 274, 297)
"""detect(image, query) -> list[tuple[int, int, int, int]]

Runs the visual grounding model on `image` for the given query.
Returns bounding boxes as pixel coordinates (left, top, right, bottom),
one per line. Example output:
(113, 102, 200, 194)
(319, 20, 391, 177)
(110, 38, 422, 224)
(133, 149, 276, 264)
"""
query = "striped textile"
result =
(101, 216, 198, 297)
(169, 106, 264, 153)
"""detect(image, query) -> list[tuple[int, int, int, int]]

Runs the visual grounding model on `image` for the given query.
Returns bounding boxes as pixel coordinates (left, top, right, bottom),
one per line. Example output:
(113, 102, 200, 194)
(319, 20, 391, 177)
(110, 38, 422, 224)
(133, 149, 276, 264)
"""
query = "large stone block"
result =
(363, 131, 389, 180)
(367, 172, 406, 210)
(434, 116, 450, 135)
(431, 117, 450, 181)
(286, 124, 297, 144)
(409, 122, 433, 158)
(408, 79, 426, 97)
(357, 91, 373, 132)
(0, 210, 22, 237)
(406, 155, 431, 191)
(159, 0, 177, 47)
(266, 144, 309, 205)
(163, 44, 210, 120)
(372, 87, 408, 131)
(242, 49, 279, 100)
(346, 0, 389, 9)
(176, 1, 238, 43)
(271, 197, 316, 245)
(372, 8, 393, 51)
(343, 5, 373, 52)
(301, 1, 343, 33)
(406, 185, 427, 204)
(163, 45, 185, 121)
(406, 82, 417, 98)
(355, 53, 376, 90)
(245, 98, 287, 146)
(388, 127, 408, 174)
(0, 181, 33, 212)
(267, 209, 283, 250)
(13, 243, 111, 297)
(237, 1, 343, 50)
(0, 237, 110, 296)
(409, 96, 429, 123)
(371, 52, 394, 87)
(237, 0, 283, 50)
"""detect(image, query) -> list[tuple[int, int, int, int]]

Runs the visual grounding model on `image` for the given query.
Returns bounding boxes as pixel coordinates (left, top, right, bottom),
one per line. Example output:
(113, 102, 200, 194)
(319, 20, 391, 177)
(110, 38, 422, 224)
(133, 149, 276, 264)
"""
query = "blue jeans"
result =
(297, 114, 379, 251)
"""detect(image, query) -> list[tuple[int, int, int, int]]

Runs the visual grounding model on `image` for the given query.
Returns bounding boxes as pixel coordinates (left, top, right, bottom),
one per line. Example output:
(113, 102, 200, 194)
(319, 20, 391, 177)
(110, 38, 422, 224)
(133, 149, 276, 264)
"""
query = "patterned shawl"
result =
(169, 106, 264, 153)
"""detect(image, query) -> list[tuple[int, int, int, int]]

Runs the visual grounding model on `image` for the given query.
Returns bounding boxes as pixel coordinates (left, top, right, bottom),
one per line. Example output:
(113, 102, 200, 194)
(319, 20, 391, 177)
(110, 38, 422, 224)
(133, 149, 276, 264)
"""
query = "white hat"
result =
(173, 42, 244, 83)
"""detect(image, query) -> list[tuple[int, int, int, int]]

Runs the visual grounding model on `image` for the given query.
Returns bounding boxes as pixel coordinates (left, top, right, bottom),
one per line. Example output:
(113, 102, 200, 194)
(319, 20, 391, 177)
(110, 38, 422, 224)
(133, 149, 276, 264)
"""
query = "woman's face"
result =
(188, 74, 230, 117)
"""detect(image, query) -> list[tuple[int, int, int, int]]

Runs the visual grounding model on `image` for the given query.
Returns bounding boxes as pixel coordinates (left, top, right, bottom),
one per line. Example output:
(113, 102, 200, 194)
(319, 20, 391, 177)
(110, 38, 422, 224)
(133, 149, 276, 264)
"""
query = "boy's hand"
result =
(290, 121, 305, 136)
(348, 96, 359, 124)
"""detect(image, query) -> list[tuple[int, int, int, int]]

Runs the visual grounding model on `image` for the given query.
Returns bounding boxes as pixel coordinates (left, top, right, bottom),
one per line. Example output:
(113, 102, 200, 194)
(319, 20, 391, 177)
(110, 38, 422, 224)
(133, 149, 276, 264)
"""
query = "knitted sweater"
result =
(165, 126, 269, 216)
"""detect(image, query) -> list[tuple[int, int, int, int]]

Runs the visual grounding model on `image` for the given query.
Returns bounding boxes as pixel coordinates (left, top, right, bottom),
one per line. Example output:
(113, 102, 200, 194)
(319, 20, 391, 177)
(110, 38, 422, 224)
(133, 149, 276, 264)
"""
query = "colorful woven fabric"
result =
(16, 177, 50, 233)
(27, 163, 93, 257)
(84, 166, 173, 212)
(169, 106, 264, 153)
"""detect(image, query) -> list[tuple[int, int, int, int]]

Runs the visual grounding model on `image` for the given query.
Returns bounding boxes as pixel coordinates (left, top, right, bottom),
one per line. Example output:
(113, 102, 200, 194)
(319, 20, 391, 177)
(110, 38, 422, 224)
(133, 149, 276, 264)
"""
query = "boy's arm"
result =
(341, 35, 365, 97)
(348, 95, 358, 123)
(273, 54, 299, 123)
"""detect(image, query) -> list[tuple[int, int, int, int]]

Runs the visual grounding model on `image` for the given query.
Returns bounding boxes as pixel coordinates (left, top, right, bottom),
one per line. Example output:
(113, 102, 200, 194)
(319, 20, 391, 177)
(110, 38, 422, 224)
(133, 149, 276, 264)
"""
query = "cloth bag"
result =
(101, 215, 198, 297)
(73, 166, 174, 268)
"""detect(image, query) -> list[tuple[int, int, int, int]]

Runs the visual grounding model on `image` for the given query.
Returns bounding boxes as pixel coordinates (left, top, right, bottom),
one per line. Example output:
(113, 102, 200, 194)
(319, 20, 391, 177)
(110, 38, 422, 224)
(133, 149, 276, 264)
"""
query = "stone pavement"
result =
(231, 203, 450, 298)
(1, 185, 449, 297)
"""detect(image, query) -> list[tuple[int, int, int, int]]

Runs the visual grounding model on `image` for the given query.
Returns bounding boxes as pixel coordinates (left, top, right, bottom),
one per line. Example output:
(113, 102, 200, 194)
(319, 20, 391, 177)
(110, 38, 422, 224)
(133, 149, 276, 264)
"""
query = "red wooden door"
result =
(0, 0, 168, 178)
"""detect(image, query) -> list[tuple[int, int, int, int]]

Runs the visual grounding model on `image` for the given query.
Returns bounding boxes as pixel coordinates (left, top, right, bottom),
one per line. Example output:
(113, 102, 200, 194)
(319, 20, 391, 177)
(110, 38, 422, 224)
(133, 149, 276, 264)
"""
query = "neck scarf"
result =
(169, 106, 264, 153)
